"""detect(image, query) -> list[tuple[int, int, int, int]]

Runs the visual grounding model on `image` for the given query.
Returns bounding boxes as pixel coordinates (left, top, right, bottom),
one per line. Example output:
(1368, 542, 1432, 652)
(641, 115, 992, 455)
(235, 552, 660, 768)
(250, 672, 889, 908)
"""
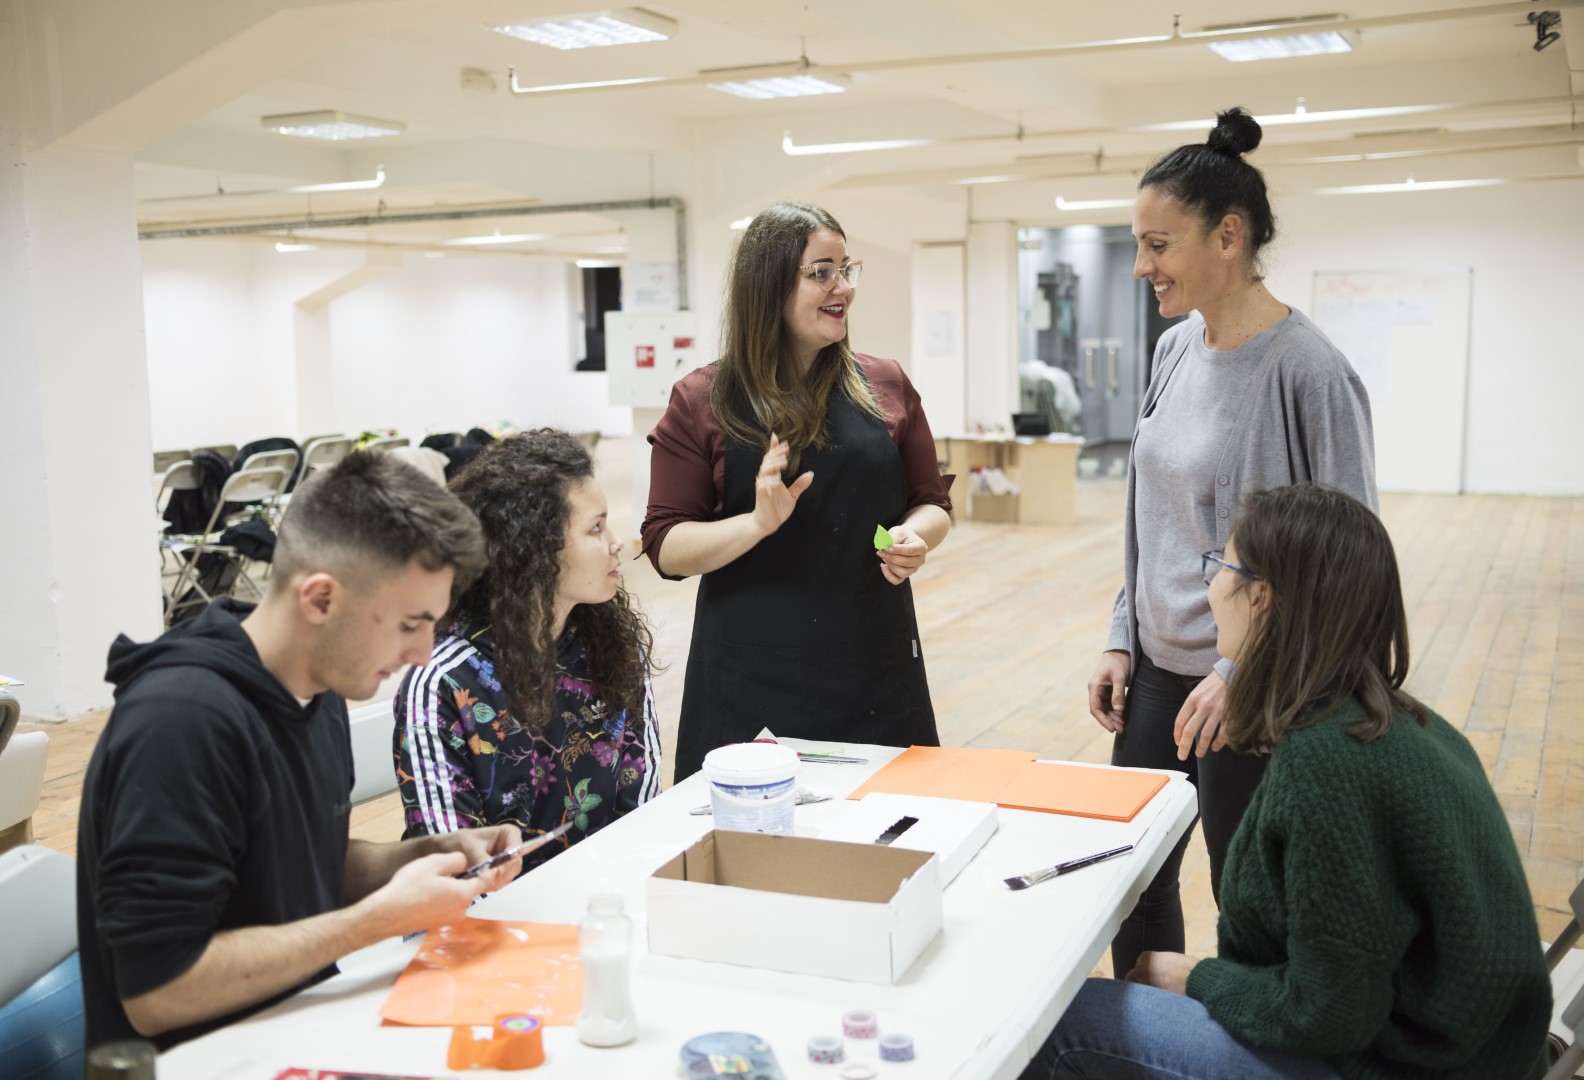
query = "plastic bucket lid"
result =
(702, 742, 798, 787)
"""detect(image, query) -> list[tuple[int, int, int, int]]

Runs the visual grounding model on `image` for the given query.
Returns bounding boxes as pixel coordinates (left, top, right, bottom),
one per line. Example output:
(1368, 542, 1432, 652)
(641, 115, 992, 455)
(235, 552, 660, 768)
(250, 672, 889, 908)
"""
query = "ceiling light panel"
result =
(262, 111, 405, 141)
(709, 75, 849, 100)
(1207, 29, 1359, 62)
(492, 9, 675, 49)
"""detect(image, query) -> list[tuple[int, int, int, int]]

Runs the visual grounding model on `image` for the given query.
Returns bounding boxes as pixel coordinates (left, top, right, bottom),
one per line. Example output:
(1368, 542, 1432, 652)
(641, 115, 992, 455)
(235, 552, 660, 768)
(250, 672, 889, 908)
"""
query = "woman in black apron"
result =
(642, 202, 954, 781)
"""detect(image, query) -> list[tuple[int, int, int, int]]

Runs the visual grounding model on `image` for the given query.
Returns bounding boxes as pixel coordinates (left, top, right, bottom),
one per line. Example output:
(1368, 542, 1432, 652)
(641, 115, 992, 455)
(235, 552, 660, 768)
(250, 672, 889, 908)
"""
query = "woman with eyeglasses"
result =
(644, 201, 952, 781)
(1030, 483, 1550, 1079)
(1086, 107, 1378, 979)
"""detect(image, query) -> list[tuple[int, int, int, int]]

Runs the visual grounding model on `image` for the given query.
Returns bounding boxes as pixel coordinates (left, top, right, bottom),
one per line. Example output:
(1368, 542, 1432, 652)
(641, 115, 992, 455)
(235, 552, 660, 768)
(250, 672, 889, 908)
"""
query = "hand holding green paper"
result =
(873, 524, 894, 551)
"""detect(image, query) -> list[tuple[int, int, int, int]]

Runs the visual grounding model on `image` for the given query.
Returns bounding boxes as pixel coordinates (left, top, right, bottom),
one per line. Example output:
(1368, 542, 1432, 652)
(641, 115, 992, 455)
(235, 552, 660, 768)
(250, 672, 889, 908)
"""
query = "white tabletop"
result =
(160, 743, 1195, 1080)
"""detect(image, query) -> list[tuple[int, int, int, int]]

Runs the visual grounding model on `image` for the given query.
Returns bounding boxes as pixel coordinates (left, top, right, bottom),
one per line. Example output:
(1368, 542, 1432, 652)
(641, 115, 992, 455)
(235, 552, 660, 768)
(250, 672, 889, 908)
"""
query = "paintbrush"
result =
(1003, 845, 1133, 890)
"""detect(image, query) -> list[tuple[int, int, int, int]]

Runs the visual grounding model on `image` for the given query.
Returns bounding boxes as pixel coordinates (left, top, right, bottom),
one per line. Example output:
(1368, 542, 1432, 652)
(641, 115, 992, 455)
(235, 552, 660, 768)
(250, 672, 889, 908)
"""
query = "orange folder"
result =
(847, 746, 1035, 804)
(380, 919, 583, 1028)
(848, 746, 1167, 823)
(996, 761, 1167, 822)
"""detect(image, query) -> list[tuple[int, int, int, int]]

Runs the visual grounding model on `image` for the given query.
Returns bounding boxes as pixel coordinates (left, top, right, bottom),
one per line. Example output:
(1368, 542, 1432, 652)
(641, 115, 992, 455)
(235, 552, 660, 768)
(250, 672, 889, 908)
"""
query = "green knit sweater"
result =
(1185, 696, 1552, 1079)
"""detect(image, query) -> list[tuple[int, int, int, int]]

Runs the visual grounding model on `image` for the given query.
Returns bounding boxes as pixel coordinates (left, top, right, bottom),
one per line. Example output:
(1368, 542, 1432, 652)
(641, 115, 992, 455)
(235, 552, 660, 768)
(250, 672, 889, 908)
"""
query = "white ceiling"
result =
(128, 0, 1584, 247)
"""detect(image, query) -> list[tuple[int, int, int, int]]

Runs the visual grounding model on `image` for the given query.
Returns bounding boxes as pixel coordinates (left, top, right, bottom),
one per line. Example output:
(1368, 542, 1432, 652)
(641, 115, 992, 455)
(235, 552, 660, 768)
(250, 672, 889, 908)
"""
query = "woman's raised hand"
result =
(751, 434, 814, 537)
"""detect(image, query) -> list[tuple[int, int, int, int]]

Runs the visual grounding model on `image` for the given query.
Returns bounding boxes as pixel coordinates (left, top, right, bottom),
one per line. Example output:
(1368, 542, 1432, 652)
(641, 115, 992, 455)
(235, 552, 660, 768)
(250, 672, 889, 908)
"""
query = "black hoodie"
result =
(77, 597, 354, 1051)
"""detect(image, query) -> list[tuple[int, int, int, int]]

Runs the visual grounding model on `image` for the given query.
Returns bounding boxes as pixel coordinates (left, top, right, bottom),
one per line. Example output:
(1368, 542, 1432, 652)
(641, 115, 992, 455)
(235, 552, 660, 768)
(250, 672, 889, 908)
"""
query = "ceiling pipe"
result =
(508, 0, 1584, 97)
(138, 197, 690, 309)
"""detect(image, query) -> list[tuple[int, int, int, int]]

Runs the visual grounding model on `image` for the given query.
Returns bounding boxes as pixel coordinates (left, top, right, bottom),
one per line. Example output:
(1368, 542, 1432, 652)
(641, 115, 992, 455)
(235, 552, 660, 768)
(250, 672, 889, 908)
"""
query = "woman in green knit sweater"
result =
(1026, 483, 1552, 1080)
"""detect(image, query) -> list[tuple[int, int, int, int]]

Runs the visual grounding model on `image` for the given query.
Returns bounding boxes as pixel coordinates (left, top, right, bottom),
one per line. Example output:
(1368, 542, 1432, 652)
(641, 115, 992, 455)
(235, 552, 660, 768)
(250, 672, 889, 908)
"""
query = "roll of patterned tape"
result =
(841, 1009, 878, 1039)
(838, 1065, 878, 1080)
(879, 1031, 916, 1062)
(807, 1034, 845, 1064)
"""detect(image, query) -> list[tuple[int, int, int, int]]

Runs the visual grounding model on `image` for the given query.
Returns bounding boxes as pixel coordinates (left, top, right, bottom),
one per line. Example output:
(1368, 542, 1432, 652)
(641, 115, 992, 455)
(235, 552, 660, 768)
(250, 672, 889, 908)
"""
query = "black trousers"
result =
(1108, 651, 1269, 978)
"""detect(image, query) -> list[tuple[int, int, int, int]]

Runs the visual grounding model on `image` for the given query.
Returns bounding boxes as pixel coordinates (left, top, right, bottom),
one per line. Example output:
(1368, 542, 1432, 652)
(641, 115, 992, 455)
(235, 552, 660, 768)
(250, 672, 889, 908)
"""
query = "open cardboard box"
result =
(647, 830, 943, 984)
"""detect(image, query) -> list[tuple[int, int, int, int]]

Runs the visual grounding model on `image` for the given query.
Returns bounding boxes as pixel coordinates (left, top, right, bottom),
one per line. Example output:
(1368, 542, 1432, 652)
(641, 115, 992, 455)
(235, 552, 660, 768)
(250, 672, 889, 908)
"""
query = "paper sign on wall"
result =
(635, 345, 655, 369)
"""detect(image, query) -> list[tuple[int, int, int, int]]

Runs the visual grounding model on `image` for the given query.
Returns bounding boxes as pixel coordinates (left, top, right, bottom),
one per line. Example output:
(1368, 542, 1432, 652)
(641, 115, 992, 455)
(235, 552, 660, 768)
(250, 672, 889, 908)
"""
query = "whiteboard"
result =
(1312, 269, 1472, 494)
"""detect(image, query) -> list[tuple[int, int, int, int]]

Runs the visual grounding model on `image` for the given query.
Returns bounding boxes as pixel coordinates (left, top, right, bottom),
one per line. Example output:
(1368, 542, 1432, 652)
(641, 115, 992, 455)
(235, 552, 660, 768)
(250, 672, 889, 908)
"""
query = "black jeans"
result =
(1109, 651, 1269, 978)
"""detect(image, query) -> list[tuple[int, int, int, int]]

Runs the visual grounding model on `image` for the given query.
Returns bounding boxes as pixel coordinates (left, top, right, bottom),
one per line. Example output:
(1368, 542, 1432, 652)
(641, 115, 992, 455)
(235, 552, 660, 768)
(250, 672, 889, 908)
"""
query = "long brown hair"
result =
(711, 201, 885, 474)
(1221, 483, 1427, 753)
(447, 430, 655, 734)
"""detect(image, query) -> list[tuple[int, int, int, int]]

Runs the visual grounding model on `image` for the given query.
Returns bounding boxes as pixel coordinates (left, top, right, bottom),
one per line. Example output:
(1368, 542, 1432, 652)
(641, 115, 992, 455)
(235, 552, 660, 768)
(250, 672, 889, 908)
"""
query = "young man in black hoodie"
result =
(77, 451, 523, 1052)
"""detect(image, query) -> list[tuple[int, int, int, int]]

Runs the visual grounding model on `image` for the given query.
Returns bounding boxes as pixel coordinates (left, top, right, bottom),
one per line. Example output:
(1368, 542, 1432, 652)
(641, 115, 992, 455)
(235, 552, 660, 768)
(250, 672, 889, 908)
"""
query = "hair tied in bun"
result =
(1207, 107, 1263, 157)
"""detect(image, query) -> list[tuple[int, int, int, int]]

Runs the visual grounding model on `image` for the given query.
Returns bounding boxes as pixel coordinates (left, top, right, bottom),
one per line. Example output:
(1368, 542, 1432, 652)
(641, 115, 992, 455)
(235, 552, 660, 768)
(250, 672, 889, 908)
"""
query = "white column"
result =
(966, 221, 1019, 432)
(0, 136, 163, 717)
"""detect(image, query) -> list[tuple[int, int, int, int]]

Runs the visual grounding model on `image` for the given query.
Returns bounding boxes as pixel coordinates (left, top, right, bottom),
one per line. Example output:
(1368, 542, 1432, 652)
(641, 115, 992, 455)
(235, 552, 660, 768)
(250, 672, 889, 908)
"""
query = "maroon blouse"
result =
(642, 355, 953, 579)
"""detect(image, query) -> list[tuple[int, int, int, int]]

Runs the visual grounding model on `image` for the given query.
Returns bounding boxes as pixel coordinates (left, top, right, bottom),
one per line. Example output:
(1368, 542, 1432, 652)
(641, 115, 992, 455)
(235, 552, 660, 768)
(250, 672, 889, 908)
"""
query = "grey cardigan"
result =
(1106, 308, 1378, 677)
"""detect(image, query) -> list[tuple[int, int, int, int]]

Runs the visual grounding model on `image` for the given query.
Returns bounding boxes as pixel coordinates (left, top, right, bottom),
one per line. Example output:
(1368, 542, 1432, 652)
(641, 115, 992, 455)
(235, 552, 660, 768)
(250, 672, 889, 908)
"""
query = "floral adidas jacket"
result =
(393, 619, 661, 873)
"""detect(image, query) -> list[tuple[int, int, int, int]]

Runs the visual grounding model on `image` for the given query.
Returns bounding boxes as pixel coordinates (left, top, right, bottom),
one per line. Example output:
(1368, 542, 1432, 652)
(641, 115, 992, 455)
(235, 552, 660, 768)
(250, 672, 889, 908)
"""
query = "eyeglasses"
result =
(799, 261, 863, 290)
(1202, 549, 1259, 587)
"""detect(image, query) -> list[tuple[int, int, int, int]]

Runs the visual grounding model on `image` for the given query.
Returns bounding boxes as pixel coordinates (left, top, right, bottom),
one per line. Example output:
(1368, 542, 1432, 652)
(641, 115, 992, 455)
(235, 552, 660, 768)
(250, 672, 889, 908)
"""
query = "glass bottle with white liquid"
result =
(577, 891, 638, 1047)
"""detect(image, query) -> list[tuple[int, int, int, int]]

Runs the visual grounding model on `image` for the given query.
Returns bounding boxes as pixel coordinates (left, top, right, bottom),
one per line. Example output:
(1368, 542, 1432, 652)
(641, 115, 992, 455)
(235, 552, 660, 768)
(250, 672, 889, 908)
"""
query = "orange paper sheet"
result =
(996, 761, 1168, 822)
(379, 919, 582, 1028)
(848, 746, 1167, 822)
(847, 746, 1035, 804)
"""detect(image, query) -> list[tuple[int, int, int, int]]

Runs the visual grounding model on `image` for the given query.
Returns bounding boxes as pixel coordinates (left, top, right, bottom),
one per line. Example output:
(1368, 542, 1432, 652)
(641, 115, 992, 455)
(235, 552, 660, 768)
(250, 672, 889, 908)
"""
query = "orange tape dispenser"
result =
(447, 1013, 546, 1071)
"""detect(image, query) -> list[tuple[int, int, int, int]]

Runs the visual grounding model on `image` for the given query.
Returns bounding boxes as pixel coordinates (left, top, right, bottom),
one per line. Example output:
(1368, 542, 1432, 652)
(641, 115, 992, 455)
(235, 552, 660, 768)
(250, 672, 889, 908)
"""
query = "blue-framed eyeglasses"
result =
(799, 261, 863, 290)
(1202, 549, 1259, 587)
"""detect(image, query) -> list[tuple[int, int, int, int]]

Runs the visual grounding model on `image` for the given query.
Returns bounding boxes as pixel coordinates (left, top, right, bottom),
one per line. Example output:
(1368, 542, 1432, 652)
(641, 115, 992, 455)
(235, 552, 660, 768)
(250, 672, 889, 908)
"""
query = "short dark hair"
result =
(1139, 106, 1277, 276)
(273, 451, 486, 593)
(1221, 483, 1428, 753)
(448, 429, 655, 732)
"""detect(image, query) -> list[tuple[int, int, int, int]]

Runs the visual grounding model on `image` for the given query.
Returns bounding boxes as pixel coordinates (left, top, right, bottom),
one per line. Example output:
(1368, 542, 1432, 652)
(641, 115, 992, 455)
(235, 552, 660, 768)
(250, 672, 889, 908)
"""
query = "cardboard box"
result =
(647, 830, 942, 984)
(817, 793, 998, 884)
(970, 492, 1019, 523)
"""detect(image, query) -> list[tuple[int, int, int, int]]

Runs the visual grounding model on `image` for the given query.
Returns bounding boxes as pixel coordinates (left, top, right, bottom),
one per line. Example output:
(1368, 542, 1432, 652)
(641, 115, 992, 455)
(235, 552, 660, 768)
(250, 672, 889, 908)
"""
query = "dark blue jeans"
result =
(1109, 652, 1269, 978)
(1022, 978, 1342, 1080)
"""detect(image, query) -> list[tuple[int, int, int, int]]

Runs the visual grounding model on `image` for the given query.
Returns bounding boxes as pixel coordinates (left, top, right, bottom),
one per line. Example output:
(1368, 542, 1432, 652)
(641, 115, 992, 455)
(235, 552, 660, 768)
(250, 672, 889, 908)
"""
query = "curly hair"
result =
(447, 429, 655, 735)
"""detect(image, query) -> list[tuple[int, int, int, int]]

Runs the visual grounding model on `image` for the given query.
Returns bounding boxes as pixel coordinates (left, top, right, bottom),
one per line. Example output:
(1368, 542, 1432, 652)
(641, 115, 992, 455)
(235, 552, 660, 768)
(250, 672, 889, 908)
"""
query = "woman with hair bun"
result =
(1085, 108, 1378, 978)
(393, 429, 661, 873)
(1031, 484, 1550, 1079)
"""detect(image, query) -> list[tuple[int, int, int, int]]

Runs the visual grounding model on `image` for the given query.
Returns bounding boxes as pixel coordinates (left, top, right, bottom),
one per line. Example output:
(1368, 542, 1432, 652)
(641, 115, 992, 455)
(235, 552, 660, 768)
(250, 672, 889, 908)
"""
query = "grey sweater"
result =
(1107, 308, 1378, 676)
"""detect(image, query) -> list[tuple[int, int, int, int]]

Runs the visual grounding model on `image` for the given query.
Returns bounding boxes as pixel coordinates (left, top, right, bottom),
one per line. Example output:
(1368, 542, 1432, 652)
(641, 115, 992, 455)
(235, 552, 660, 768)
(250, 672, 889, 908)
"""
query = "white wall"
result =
(141, 242, 632, 449)
(1262, 180, 1584, 496)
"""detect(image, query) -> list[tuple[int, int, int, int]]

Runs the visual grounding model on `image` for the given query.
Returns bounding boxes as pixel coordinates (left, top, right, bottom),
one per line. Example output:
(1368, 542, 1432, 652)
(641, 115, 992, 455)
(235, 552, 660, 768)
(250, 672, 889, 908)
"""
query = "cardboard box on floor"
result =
(647, 830, 943, 985)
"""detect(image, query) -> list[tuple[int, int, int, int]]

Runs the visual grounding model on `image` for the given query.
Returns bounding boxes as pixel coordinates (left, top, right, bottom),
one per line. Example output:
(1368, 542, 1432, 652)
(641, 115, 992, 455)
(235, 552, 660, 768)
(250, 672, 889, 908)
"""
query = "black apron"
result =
(673, 390, 939, 781)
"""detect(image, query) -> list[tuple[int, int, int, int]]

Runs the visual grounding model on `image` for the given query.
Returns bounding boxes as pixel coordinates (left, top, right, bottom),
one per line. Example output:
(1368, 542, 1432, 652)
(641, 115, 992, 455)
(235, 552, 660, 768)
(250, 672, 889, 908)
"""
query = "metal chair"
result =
(299, 435, 354, 478)
(237, 447, 300, 479)
(363, 435, 410, 454)
(1545, 880, 1584, 1079)
(0, 728, 47, 853)
(191, 443, 239, 464)
(152, 448, 192, 473)
(154, 460, 202, 594)
(164, 466, 289, 623)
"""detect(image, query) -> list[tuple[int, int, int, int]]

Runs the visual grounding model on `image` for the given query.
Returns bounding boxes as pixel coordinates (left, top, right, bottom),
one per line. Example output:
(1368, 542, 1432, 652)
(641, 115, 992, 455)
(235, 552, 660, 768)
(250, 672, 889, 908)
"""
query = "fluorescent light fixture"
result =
(1207, 29, 1358, 62)
(509, 68, 668, 94)
(950, 175, 1018, 185)
(729, 216, 754, 230)
(262, 110, 405, 141)
(576, 258, 623, 268)
(274, 242, 316, 253)
(285, 167, 386, 193)
(711, 74, 848, 100)
(1135, 103, 1447, 132)
(1055, 195, 1136, 211)
(492, 9, 675, 49)
(442, 232, 550, 246)
(1313, 177, 1506, 195)
(782, 131, 933, 156)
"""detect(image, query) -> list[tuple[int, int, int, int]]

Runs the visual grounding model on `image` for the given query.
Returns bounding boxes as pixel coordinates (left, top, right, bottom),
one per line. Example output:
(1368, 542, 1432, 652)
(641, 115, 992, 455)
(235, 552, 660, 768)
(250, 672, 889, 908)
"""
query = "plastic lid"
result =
(587, 890, 624, 916)
(702, 742, 798, 784)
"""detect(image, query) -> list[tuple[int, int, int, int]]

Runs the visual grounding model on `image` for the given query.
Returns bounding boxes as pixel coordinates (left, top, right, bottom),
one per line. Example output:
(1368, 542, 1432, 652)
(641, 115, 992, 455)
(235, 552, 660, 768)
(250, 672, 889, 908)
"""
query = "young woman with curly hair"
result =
(1029, 484, 1550, 1080)
(392, 430, 661, 873)
(643, 201, 953, 781)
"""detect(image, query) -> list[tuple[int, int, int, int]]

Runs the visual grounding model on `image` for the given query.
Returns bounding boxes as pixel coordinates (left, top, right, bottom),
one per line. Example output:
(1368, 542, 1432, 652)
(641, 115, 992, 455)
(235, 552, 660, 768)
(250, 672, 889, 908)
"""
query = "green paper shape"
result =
(873, 525, 894, 551)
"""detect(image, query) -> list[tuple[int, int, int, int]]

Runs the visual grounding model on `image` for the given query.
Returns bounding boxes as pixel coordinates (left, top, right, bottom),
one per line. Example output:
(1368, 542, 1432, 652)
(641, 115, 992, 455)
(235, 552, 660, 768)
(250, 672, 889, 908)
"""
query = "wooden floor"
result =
(18, 438, 1584, 973)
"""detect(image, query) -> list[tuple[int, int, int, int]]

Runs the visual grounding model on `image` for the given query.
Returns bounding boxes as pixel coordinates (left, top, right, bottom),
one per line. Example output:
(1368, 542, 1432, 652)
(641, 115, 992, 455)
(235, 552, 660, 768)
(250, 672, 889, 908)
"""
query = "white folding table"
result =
(159, 742, 1195, 1080)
